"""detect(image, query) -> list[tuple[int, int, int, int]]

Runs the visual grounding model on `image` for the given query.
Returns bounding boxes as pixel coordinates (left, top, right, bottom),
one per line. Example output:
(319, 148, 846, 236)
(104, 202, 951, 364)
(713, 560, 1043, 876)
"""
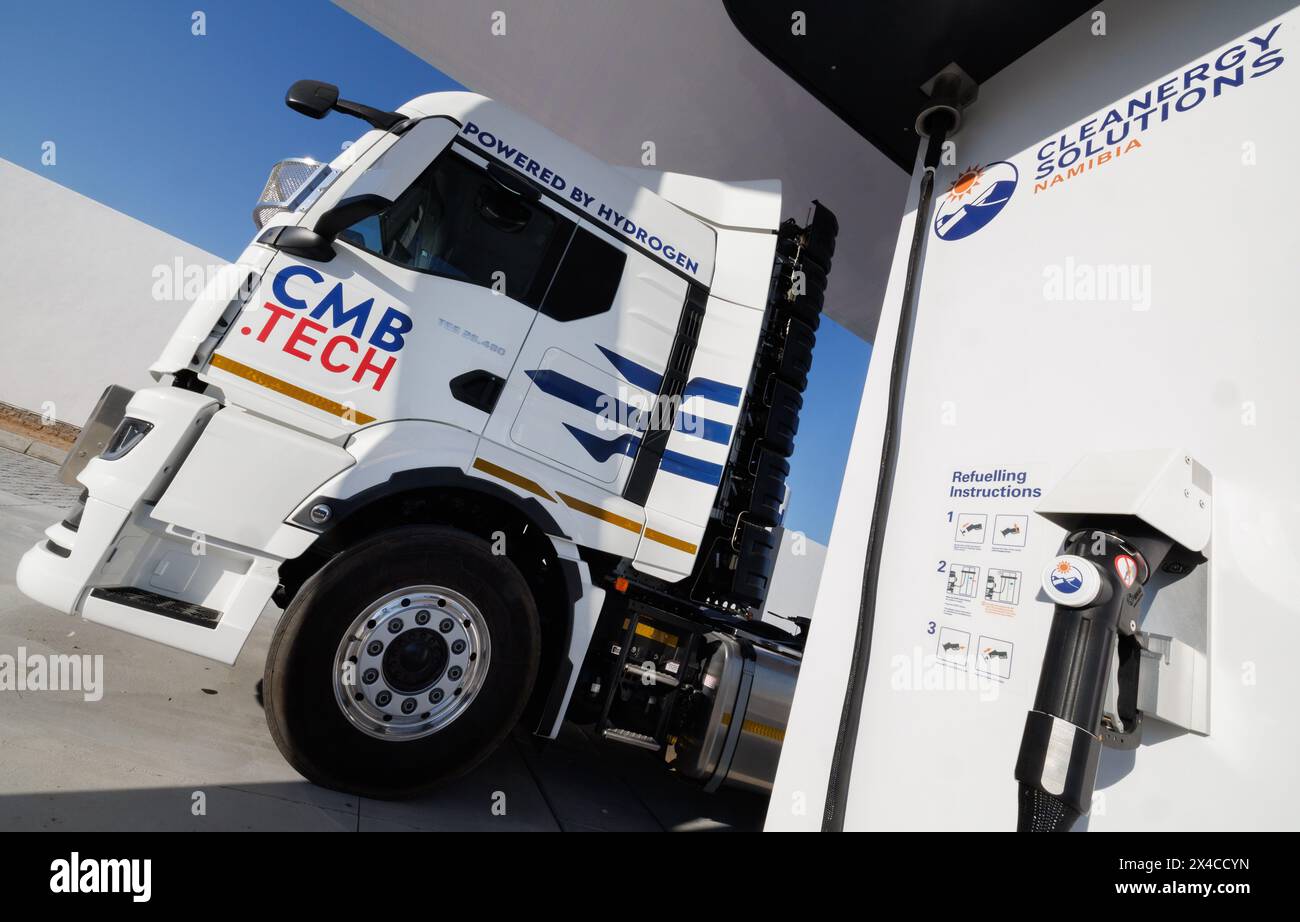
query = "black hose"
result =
(822, 115, 953, 831)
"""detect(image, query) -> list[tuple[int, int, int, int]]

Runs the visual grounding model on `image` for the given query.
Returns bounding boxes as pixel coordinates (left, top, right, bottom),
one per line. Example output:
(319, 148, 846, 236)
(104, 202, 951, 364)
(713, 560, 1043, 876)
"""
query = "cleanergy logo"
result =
(932, 21, 1287, 240)
(1034, 21, 1284, 190)
(1049, 559, 1085, 594)
(933, 161, 1018, 241)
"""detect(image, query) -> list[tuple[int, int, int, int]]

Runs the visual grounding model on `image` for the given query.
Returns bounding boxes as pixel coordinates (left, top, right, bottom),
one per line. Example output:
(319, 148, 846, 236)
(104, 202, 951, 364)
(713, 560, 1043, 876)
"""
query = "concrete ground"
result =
(0, 447, 765, 831)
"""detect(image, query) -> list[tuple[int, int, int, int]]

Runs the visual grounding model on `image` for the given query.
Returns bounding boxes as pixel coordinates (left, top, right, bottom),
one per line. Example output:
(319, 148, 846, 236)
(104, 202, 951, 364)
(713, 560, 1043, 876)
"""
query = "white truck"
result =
(16, 80, 835, 798)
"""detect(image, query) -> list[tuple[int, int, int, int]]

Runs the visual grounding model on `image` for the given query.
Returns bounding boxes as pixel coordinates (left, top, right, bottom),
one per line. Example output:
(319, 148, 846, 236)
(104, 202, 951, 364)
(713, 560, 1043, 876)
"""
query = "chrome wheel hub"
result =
(332, 586, 490, 741)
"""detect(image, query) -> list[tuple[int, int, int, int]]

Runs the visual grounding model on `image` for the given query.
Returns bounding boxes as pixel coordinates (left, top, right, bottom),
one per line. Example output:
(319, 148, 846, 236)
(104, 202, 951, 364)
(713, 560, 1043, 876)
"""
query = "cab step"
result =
(602, 727, 663, 752)
(89, 587, 222, 630)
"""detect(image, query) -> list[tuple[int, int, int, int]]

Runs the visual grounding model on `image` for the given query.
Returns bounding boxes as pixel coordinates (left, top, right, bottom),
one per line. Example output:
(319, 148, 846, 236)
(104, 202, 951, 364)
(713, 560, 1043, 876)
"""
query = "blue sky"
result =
(0, 0, 869, 544)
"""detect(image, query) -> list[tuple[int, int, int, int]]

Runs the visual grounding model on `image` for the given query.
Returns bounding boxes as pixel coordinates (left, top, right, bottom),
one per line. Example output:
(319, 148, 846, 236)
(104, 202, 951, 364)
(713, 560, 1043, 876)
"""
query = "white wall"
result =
(0, 159, 224, 425)
(763, 528, 828, 626)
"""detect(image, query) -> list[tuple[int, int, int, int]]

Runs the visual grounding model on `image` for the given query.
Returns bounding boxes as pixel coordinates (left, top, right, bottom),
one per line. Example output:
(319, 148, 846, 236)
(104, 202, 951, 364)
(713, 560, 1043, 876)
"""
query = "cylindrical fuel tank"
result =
(673, 633, 800, 794)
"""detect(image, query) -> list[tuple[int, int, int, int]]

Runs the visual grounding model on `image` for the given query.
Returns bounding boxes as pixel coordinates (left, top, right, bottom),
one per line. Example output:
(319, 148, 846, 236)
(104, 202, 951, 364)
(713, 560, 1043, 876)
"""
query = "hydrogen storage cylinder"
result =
(769, 0, 1300, 830)
(675, 634, 799, 794)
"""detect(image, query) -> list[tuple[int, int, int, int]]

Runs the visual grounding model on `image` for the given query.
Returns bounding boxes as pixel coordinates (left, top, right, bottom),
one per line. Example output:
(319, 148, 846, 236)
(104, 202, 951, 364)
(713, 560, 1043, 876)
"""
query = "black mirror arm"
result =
(333, 98, 407, 132)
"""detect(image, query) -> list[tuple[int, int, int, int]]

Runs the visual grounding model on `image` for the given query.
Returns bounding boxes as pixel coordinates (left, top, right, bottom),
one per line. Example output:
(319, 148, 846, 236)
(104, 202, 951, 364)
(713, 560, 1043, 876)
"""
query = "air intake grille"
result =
(622, 283, 709, 505)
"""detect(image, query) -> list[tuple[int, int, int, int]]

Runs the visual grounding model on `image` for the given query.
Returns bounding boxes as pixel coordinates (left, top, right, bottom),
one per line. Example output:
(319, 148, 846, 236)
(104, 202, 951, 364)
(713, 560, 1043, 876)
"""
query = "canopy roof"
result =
(335, 1, 1092, 339)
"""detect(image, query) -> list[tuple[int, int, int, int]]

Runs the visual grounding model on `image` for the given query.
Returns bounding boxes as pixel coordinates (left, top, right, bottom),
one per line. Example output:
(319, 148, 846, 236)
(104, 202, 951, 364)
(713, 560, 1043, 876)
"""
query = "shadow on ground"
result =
(0, 725, 766, 832)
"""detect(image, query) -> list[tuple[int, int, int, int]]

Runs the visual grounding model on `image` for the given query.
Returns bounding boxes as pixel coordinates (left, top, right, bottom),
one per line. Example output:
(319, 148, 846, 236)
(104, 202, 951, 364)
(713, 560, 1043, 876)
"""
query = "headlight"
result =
(101, 417, 154, 461)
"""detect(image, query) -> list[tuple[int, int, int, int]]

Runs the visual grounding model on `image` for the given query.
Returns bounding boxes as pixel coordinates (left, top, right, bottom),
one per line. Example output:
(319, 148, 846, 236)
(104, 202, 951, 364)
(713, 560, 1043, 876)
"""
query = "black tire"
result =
(777, 262, 827, 301)
(803, 205, 838, 268)
(801, 230, 834, 273)
(797, 259, 828, 293)
(263, 525, 540, 799)
(809, 199, 840, 237)
(784, 293, 823, 330)
(747, 448, 791, 527)
(774, 317, 816, 391)
(760, 377, 803, 457)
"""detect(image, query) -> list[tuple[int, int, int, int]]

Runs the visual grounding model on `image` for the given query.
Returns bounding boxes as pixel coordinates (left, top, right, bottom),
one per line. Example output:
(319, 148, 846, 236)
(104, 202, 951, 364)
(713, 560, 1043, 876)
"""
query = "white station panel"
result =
(771, 0, 1300, 830)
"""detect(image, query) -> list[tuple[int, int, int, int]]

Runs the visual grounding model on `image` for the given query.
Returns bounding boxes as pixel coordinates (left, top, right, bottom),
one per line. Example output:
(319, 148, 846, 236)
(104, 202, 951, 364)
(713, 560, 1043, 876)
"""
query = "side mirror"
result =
(257, 194, 392, 263)
(284, 79, 406, 131)
(285, 80, 339, 120)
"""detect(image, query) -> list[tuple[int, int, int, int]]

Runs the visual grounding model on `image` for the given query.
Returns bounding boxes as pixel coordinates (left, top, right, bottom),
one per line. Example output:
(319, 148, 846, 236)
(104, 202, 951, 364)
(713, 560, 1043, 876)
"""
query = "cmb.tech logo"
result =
(934, 161, 1018, 241)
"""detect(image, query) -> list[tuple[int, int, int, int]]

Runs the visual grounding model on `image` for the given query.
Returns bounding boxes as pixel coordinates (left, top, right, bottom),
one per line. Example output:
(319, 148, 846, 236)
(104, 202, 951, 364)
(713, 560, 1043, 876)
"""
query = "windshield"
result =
(338, 149, 566, 304)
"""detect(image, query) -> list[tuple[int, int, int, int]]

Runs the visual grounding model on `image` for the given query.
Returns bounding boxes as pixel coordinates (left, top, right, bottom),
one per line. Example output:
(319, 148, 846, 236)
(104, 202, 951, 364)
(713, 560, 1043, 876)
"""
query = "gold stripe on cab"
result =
(556, 492, 642, 533)
(643, 528, 698, 555)
(468, 459, 699, 555)
(471, 457, 555, 502)
(209, 353, 376, 424)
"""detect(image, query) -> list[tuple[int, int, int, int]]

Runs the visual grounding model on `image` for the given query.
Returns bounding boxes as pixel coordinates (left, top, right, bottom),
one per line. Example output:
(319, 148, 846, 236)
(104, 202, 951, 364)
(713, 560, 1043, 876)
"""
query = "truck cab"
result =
(17, 81, 836, 797)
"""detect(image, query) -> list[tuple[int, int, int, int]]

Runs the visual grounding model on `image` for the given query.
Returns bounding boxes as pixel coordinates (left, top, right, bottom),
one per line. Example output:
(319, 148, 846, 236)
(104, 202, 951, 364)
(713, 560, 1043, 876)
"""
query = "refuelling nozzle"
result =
(1015, 530, 1154, 831)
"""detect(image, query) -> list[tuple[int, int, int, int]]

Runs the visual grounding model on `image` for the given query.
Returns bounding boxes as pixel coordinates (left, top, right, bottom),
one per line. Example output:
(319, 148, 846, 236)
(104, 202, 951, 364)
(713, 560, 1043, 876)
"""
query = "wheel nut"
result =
(415, 610, 430, 625)
(429, 689, 444, 704)
(376, 690, 392, 706)
(387, 619, 404, 634)
(439, 618, 454, 633)
(448, 666, 463, 681)
(367, 640, 383, 656)
(362, 668, 379, 685)
(401, 698, 417, 714)
(451, 639, 466, 654)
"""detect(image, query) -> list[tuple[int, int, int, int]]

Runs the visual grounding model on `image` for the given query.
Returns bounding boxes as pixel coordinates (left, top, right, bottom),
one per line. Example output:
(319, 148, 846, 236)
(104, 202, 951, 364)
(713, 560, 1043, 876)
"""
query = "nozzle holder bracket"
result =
(1132, 557, 1211, 736)
(1039, 450, 1212, 739)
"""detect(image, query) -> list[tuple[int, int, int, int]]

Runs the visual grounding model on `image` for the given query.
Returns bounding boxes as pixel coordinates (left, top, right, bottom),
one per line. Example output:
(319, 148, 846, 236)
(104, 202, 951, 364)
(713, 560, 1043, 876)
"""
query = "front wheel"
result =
(263, 525, 540, 799)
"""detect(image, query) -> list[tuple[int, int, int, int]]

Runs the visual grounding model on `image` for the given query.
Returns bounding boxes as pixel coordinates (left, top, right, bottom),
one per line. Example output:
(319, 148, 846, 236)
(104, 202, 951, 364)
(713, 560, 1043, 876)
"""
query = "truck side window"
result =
(341, 150, 572, 306)
(540, 228, 628, 322)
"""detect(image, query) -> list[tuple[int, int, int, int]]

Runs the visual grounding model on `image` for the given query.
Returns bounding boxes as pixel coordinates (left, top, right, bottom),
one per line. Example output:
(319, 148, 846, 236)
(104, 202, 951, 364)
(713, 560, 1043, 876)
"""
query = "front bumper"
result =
(15, 385, 321, 665)
(16, 385, 218, 617)
(17, 495, 130, 614)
